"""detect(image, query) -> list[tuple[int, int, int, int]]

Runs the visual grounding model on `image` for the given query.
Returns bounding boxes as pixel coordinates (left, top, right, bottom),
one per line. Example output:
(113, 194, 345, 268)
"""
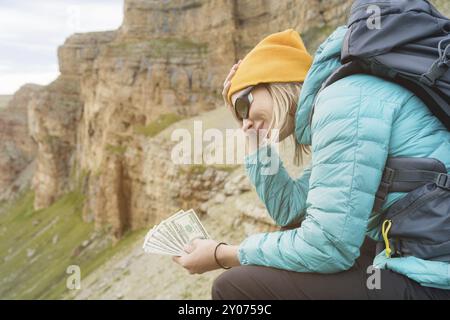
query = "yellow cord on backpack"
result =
(382, 220, 393, 258)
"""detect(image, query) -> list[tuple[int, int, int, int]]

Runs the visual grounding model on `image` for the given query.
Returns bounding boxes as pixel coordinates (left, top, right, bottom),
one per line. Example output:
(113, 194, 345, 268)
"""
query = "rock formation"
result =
(27, 0, 353, 239)
(3, 0, 448, 239)
(0, 84, 39, 201)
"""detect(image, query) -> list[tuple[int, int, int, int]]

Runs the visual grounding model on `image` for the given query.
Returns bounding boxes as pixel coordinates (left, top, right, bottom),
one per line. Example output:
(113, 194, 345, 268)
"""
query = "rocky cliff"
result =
(0, 85, 39, 201)
(3, 0, 449, 240)
(19, 0, 353, 240)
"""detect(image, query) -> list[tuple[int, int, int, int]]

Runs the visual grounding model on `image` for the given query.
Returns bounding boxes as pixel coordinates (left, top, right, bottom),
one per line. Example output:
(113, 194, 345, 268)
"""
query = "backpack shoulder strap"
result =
(320, 60, 450, 130)
(320, 61, 364, 91)
(394, 75, 450, 130)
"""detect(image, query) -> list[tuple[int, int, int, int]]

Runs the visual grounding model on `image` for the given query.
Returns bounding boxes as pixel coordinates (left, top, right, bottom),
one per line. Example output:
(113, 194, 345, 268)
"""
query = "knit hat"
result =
(227, 29, 313, 105)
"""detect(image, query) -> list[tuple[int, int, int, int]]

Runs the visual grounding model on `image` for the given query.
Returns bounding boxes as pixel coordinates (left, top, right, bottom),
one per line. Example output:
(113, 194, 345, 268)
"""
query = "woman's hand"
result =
(221, 60, 268, 156)
(172, 239, 240, 275)
(222, 60, 243, 126)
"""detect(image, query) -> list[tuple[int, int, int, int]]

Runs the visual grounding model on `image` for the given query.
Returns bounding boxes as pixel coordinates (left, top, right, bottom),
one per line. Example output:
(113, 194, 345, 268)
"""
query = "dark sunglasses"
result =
(233, 86, 254, 121)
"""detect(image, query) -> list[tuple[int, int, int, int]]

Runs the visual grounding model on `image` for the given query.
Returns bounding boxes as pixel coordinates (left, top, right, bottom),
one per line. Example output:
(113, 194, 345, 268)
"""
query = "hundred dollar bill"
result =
(143, 226, 181, 255)
(166, 209, 210, 245)
(142, 209, 210, 256)
(151, 229, 185, 254)
(156, 223, 185, 251)
(157, 210, 187, 250)
(144, 242, 180, 256)
(147, 226, 184, 255)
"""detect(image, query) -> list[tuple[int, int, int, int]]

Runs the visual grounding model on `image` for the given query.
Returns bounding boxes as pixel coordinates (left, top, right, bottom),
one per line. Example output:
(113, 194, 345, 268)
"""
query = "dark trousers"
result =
(212, 235, 450, 300)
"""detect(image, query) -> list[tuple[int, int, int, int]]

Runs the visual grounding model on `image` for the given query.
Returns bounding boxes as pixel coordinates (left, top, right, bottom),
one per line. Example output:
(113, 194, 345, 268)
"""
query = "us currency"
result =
(144, 225, 184, 256)
(157, 210, 187, 250)
(142, 209, 210, 256)
(144, 242, 181, 256)
(165, 209, 210, 245)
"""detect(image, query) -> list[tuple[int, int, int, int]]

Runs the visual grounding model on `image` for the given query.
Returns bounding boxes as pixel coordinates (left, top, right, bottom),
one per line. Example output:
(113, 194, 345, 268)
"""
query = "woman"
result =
(173, 27, 450, 299)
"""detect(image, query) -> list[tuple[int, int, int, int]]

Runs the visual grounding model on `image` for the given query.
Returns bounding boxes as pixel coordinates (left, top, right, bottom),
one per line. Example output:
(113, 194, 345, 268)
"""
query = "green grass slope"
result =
(0, 190, 144, 299)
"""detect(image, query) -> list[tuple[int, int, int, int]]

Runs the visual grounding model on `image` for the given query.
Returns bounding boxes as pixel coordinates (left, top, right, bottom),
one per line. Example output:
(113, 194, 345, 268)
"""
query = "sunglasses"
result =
(233, 86, 255, 121)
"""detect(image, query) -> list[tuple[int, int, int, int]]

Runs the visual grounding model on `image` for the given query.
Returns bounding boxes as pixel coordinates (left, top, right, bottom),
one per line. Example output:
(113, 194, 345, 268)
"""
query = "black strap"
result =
(394, 169, 446, 184)
(373, 166, 450, 212)
(373, 168, 395, 212)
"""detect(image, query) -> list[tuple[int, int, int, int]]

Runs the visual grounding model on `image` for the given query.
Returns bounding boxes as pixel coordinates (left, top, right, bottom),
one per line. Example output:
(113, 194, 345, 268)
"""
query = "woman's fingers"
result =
(172, 256, 181, 264)
(222, 60, 243, 122)
(223, 68, 235, 86)
(223, 60, 242, 87)
(222, 81, 231, 99)
(224, 69, 237, 86)
(183, 243, 194, 254)
(222, 83, 233, 106)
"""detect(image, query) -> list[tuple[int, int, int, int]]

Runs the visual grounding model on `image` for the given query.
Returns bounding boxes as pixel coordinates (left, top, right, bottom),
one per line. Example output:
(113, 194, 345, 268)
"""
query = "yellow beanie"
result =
(227, 29, 313, 105)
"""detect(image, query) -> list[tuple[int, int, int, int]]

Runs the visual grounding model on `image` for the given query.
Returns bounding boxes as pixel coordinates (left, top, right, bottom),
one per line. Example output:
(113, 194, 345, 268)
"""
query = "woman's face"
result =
(231, 85, 296, 141)
(231, 85, 273, 134)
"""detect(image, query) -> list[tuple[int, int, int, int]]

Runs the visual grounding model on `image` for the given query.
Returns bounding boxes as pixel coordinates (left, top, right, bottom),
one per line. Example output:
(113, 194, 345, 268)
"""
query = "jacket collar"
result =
(295, 26, 348, 145)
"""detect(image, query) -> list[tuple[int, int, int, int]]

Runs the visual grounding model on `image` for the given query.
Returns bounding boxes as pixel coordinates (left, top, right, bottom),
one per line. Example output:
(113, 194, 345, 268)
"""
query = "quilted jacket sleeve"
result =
(238, 79, 399, 272)
(245, 144, 312, 227)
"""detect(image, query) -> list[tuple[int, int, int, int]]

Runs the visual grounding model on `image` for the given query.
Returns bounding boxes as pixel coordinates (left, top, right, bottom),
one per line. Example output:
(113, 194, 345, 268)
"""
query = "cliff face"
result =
(20, 0, 352, 239)
(29, 32, 116, 209)
(0, 85, 39, 201)
(2, 0, 353, 238)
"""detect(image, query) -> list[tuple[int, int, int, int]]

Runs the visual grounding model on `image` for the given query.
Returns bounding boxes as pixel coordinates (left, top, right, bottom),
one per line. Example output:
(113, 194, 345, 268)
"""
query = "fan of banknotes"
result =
(142, 209, 210, 256)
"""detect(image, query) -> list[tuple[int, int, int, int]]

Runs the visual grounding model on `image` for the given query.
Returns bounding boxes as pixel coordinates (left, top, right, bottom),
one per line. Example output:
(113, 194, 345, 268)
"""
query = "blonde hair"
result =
(264, 82, 310, 166)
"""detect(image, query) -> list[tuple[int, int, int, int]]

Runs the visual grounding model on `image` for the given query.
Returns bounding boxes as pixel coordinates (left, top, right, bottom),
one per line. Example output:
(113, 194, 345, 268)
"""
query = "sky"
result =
(0, 0, 124, 95)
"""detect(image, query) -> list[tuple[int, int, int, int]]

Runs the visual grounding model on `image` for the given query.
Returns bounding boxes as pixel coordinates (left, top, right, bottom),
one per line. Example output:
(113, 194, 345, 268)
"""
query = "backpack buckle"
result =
(420, 57, 450, 86)
(382, 167, 395, 185)
(436, 173, 450, 190)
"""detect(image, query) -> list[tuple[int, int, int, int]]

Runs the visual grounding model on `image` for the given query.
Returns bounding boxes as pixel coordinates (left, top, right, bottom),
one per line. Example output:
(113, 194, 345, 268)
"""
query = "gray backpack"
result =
(324, 0, 450, 130)
(375, 158, 450, 262)
(321, 0, 450, 262)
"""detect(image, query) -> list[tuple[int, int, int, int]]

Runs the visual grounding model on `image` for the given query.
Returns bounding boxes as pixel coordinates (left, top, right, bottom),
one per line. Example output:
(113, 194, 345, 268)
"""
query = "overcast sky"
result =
(0, 0, 124, 95)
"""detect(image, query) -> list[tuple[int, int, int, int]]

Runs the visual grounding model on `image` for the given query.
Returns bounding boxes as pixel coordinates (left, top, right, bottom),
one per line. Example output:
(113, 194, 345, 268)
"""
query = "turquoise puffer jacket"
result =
(237, 26, 450, 290)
